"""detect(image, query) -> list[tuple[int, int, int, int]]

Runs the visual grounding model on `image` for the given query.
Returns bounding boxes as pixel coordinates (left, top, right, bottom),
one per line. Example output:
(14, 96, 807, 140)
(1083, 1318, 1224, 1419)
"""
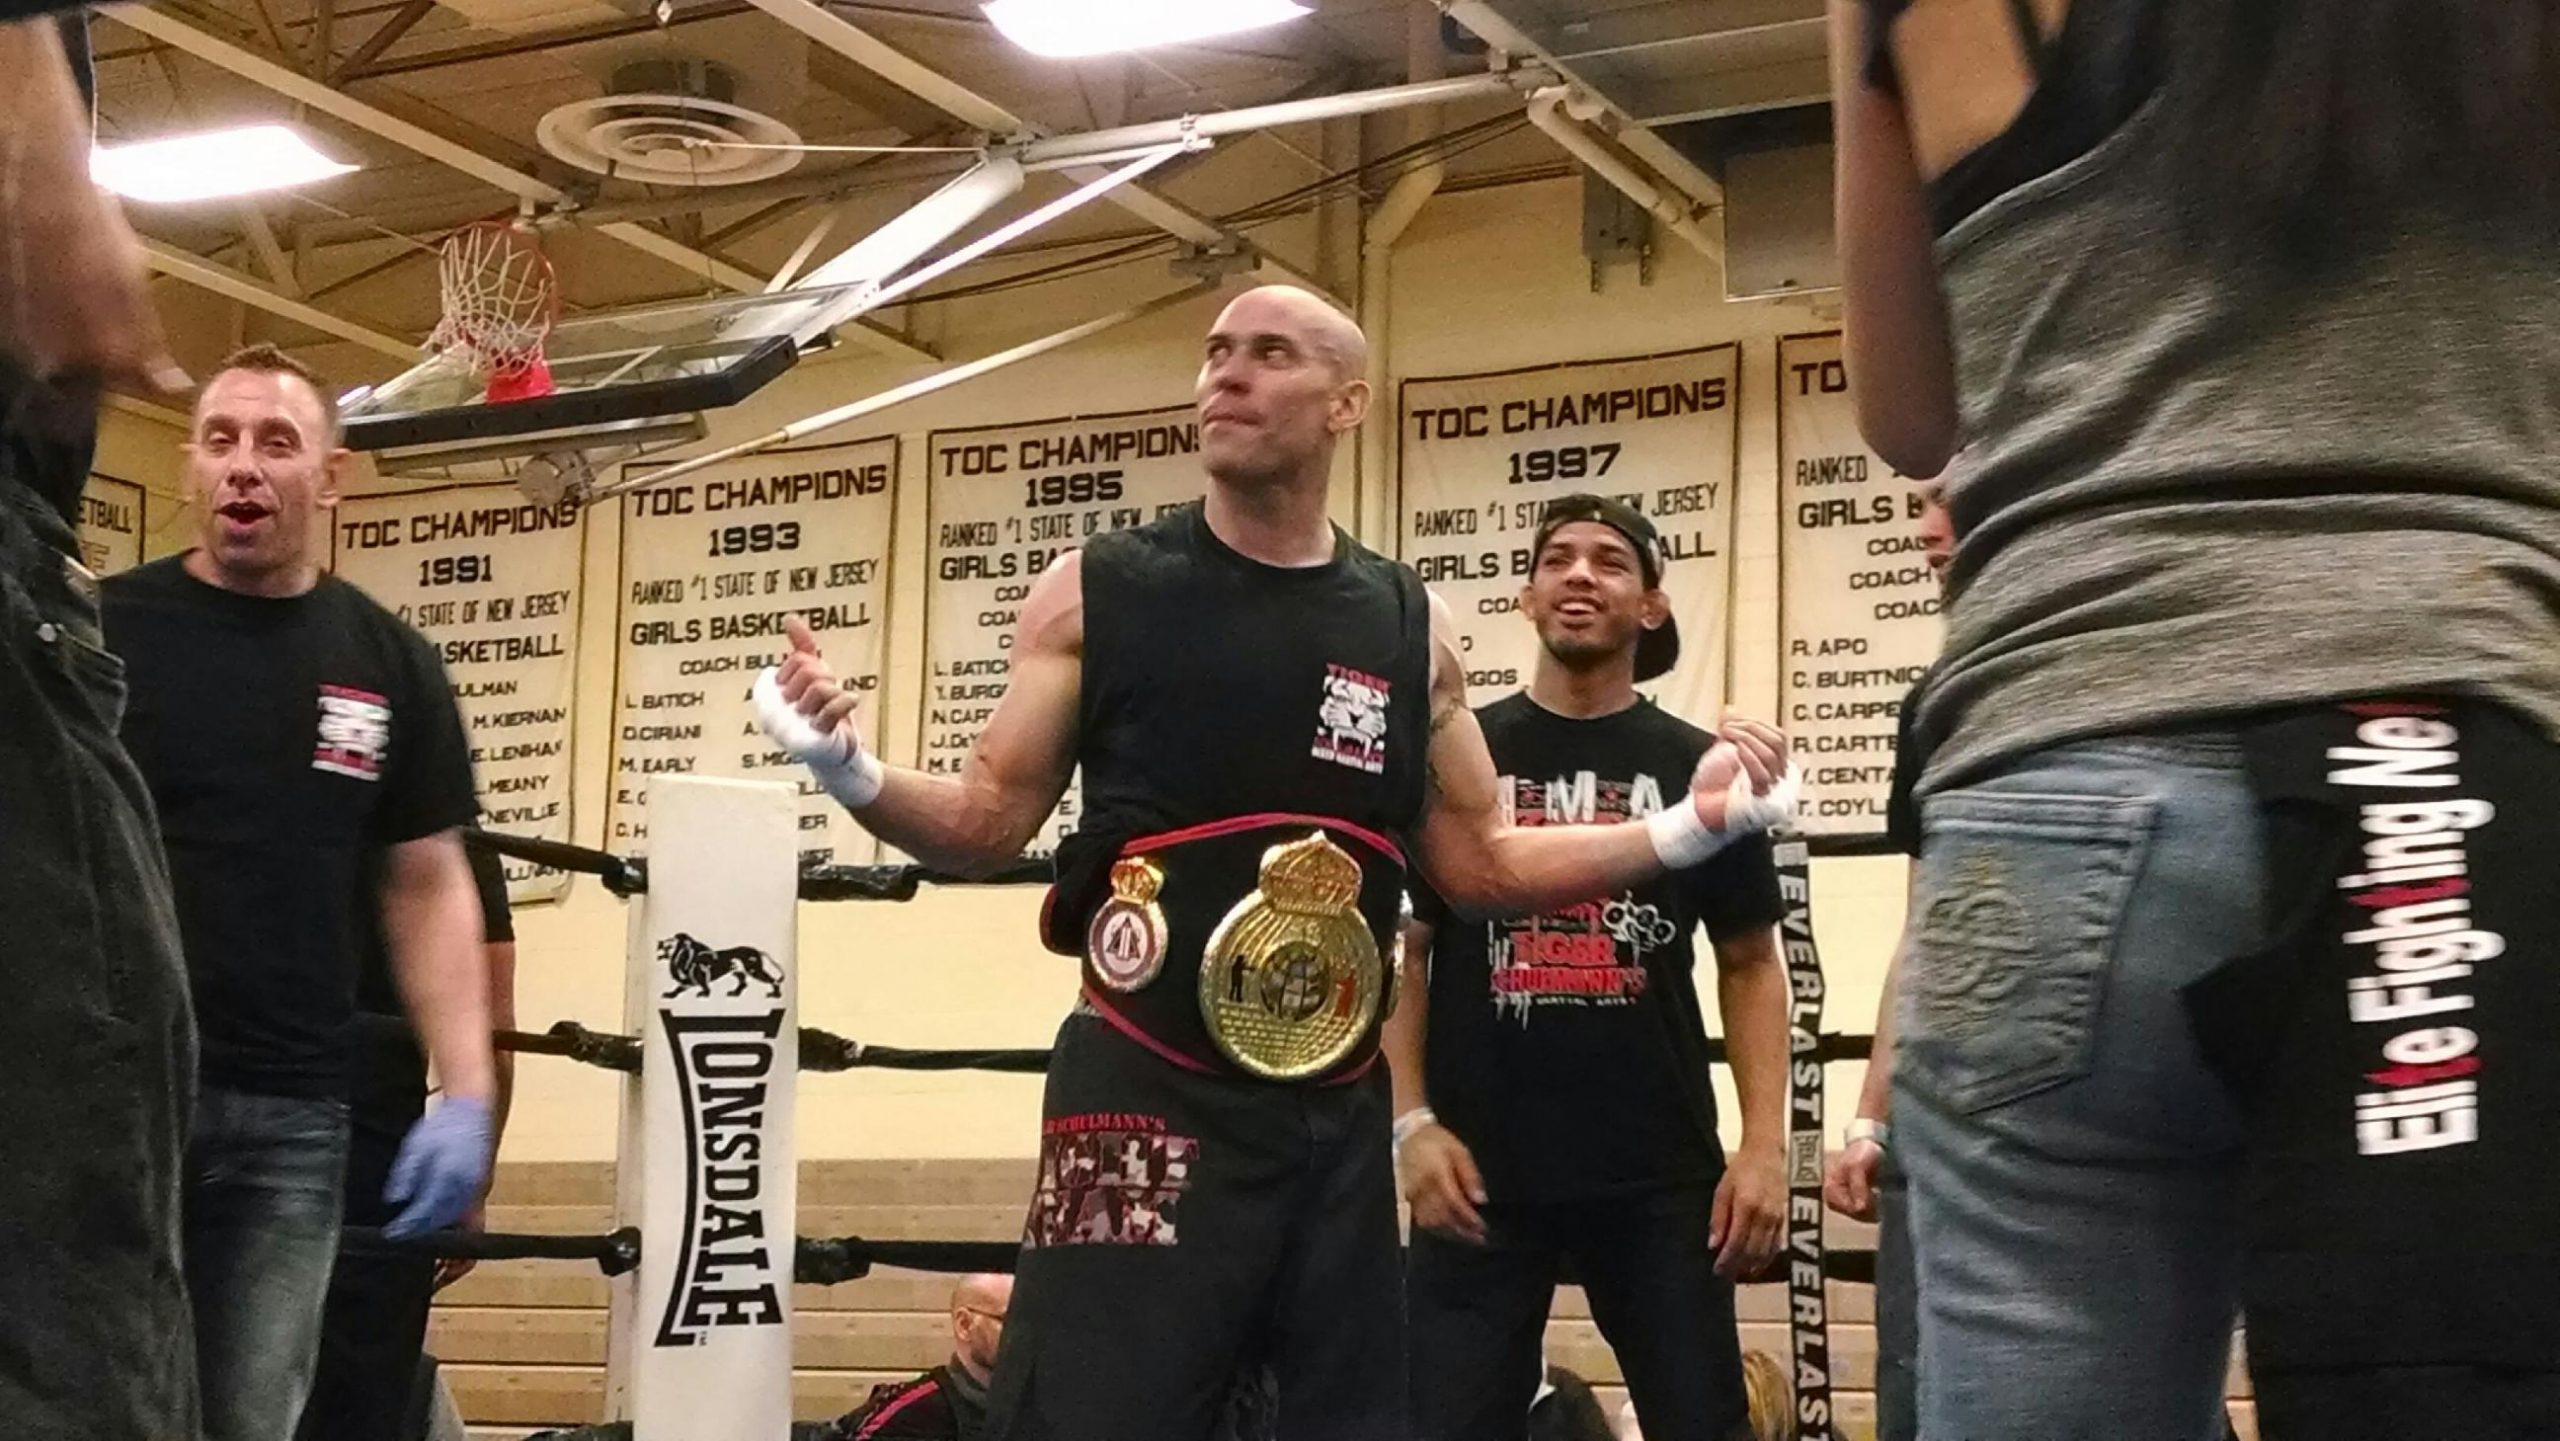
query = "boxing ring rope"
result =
(494, 1019, 1870, 1076)
(452, 798, 1869, 1441)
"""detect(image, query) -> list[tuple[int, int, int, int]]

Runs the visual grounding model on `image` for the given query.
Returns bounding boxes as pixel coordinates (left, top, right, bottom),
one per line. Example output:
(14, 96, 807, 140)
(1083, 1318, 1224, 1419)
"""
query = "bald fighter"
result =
(760, 286, 1797, 1440)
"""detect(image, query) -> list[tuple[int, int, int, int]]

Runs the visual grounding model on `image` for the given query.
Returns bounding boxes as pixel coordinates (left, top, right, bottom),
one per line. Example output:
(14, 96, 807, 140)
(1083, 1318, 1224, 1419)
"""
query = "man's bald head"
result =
(953, 1273, 1010, 1314)
(1215, 285, 1369, 381)
(949, 1272, 1012, 1382)
(1195, 285, 1374, 491)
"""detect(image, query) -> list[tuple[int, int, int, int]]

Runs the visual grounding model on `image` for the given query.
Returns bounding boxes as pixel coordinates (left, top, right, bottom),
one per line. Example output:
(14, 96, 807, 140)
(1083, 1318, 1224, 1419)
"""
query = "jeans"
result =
(186, 1085, 352, 1441)
(1894, 735, 2250, 1441)
(0, 372, 199, 1441)
(1408, 1185, 1751, 1441)
(1872, 1156, 1915, 1441)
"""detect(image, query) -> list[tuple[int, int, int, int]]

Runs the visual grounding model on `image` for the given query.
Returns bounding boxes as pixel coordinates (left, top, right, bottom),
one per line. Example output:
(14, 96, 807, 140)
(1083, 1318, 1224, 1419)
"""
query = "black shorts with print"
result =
(983, 1011, 1405, 1441)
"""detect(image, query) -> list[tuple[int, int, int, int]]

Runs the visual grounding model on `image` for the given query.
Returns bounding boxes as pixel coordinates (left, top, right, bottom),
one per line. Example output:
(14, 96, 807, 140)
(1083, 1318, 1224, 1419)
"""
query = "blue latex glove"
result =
(383, 1095, 494, 1239)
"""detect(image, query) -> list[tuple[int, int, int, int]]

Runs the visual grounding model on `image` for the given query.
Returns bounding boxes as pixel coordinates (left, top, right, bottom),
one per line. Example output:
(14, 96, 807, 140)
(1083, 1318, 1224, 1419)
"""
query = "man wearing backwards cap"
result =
(1387, 494, 1791, 1441)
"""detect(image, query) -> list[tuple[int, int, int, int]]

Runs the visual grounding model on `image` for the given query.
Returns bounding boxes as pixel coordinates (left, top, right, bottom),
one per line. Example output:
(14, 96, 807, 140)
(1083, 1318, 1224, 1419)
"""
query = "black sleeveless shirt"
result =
(1047, 503, 1432, 1079)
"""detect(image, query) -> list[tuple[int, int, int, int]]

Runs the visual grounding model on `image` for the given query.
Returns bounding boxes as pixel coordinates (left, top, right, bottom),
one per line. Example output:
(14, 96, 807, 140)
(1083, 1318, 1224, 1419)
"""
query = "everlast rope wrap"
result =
(1775, 837, 1837, 1441)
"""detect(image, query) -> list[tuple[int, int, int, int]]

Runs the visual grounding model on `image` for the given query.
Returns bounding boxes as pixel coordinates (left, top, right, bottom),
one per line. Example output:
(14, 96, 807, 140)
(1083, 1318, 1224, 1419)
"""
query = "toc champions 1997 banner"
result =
(1396, 346, 1741, 723)
(1776, 333, 1943, 840)
(921, 405, 1209, 858)
(333, 483, 585, 903)
(612, 439, 899, 868)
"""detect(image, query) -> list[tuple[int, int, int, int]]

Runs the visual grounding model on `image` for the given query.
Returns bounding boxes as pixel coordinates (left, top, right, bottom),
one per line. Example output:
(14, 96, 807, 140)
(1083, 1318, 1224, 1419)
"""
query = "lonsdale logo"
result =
(653, 932, 789, 1349)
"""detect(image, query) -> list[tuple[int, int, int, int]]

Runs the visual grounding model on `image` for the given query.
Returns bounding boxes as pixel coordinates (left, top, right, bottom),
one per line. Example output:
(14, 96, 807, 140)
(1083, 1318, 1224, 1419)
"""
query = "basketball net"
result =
(429, 222, 559, 404)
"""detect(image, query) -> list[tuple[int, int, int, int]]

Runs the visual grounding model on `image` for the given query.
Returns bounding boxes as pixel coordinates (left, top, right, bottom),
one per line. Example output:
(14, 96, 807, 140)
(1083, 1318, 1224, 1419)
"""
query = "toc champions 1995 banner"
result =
(612, 439, 899, 868)
(333, 483, 585, 903)
(1776, 332, 1943, 840)
(1397, 346, 1741, 722)
(921, 405, 1211, 858)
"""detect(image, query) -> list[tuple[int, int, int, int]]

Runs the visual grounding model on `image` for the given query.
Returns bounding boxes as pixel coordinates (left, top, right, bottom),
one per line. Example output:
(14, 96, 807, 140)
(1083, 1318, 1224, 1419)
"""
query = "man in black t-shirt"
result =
(1387, 496, 1791, 1441)
(103, 345, 499, 1441)
(298, 836, 517, 1441)
(0, 16, 200, 1439)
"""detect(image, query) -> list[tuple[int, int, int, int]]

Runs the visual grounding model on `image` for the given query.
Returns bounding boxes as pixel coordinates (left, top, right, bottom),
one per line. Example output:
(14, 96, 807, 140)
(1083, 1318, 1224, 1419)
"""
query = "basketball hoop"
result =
(429, 222, 559, 404)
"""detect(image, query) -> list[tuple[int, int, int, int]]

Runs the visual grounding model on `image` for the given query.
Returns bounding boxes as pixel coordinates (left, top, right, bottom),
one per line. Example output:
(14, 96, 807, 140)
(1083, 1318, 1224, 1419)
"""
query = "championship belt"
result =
(1195, 833, 1385, 1080)
(1085, 857, 1169, 992)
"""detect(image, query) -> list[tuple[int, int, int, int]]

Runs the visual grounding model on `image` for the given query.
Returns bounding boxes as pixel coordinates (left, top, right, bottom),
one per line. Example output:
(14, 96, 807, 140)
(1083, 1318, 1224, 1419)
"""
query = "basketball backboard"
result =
(340, 284, 853, 472)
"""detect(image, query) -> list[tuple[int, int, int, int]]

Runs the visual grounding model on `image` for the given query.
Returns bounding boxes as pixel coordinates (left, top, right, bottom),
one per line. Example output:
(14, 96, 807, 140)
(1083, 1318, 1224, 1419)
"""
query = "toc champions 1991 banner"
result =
(1775, 332, 1944, 840)
(333, 483, 585, 903)
(921, 405, 1210, 858)
(1397, 346, 1741, 723)
(612, 439, 899, 868)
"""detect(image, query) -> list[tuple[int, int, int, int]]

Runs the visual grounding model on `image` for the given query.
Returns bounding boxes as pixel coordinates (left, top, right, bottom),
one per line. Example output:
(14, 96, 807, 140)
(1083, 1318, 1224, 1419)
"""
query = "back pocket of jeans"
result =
(1902, 790, 2156, 1115)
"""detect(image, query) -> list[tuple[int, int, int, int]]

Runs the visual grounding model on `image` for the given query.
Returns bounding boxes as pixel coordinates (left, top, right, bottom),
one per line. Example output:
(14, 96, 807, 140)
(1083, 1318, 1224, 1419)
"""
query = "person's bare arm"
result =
(0, 19, 184, 391)
(770, 552, 1083, 876)
(1827, 870, 1913, 1222)
(485, 937, 518, 1140)
(379, 831, 496, 1105)
(1414, 595, 1788, 918)
(1382, 917, 1433, 1119)
(1383, 916, 1488, 1244)
(1829, 0, 1958, 479)
(1708, 926, 1791, 1277)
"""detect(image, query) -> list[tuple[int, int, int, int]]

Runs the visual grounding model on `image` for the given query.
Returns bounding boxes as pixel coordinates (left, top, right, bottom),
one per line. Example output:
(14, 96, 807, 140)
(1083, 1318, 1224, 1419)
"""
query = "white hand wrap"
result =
(1646, 762, 1803, 869)
(1391, 1107, 1439, 1151)
(752, 667, 884, 811)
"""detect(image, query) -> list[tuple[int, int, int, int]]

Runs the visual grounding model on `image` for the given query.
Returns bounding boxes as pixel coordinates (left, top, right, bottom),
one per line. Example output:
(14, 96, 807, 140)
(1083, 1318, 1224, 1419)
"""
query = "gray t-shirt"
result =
(1914, 73, 2560, 795)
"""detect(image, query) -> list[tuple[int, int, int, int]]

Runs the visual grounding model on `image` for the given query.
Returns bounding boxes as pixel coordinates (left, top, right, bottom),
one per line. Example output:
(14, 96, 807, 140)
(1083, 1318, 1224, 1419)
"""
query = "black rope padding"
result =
(465, 827, 1055, 902)
(500, 1021, 1870, 1075)
(466, 828, 646, 897)
(798, 1028, 1054, 1074)
(797, 858, 1053, 901)
(790, 1233, 1879, 1288)
(340, 1224, 643, 1277)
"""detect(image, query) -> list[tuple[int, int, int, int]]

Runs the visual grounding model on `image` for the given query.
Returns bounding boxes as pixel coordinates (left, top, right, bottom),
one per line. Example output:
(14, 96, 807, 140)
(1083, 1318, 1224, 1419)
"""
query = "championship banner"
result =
(1774, 836, 1837, 1441)
(611, 438, 897, 868)
(922, 405, 1204, 858)
(625, 775, 799, 1441)
(333, 484, 584, 904)
(78, 475, 146, 575)
(1396, 347, 1740, 722)
(1776, 332, 1943, 839)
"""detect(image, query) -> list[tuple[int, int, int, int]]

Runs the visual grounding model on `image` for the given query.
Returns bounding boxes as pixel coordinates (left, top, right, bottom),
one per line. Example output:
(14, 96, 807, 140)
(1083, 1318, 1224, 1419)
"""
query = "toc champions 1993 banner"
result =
(1775, 332, 1944, 840)
(612, 439, 899, 868)
(1397, 346, 1741, 723)
(921, 405, 1210, 858)
(332, 483, 585, 903)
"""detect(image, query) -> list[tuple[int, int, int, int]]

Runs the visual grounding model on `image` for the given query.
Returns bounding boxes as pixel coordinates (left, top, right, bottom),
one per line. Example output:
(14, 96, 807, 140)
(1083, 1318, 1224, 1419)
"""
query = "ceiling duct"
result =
(536, 58, 805, 187)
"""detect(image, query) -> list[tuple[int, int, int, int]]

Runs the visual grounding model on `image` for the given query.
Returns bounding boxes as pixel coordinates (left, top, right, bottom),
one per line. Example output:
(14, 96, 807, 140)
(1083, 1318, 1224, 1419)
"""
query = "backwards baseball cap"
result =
(1530, 493, 1680, 683)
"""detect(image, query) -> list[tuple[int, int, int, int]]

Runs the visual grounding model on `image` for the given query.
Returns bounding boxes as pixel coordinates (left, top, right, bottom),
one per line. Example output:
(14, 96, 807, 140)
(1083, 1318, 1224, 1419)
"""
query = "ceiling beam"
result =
(140, 238, 418, 359)
(331, 0, 434, 83)
(1441, 0, 1726, 209)
(737, 0, 1339, 303)
(103, 4, 936, 364)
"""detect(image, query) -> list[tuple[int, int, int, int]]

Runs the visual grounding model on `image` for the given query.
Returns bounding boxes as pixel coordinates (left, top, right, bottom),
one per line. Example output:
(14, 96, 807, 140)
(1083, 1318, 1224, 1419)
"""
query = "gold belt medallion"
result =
(1087, 856, 1170, 992)
(1196, 833, 1383, 1080)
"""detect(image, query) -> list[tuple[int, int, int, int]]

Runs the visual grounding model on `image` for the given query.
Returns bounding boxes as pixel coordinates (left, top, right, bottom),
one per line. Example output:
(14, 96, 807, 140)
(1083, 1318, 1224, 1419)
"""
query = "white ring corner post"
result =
(604, 776, 803, 1441)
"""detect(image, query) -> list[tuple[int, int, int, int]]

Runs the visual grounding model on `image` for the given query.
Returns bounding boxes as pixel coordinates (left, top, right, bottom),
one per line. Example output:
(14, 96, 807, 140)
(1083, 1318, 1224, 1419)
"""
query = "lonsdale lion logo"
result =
(659, 932, 786, 999)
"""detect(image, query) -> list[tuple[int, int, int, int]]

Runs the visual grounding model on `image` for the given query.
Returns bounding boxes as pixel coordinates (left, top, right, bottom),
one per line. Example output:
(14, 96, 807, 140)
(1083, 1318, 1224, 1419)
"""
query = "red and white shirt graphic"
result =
(1487, 771, 1676, 1022)
(314, 685, 391, 781)
(1311, 663, 1392, 774)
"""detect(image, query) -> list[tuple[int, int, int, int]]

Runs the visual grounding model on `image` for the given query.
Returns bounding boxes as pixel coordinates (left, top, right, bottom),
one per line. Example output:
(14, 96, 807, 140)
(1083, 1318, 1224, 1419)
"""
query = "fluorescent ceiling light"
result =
(93, 124, 356, 204)
(982, 0, 1312, 58)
